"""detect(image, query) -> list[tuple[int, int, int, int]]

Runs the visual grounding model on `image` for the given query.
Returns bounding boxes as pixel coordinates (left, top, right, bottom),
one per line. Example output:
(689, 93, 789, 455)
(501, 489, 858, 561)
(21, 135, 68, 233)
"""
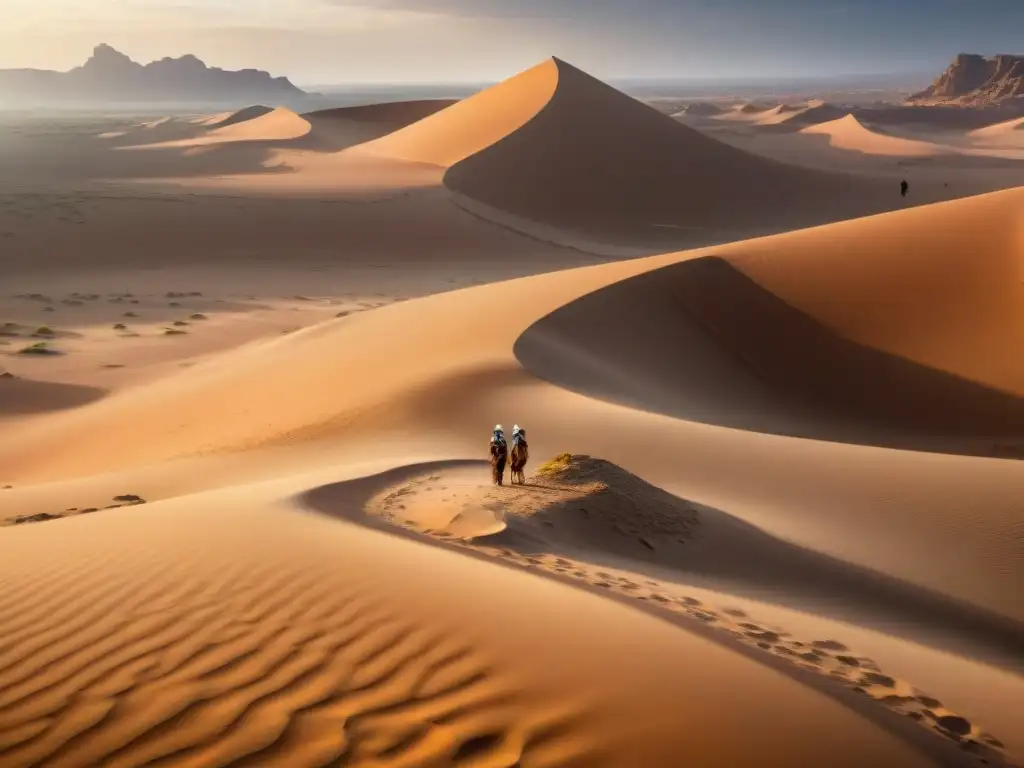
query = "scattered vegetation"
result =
(123, 311, 138, 318)
(33, 326, 55, 337)
(163, 328, 187, 336)
(172, 320, 189, 327)
(189, 313, 208, 321)
(18, 341, 57, 355)
(113, 323, 127, 331)
(537, 452, 575, 476)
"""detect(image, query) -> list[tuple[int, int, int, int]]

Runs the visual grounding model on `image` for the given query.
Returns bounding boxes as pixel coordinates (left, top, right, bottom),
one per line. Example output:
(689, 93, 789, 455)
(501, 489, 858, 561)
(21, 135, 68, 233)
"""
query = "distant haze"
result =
(1, 0, 1021, 85)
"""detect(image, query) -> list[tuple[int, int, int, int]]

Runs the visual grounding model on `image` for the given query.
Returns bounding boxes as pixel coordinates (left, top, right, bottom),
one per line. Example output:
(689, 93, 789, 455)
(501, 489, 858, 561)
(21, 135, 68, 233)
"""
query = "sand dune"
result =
(0, 464, 957, 767)
(205, 105, 275, 130)
(755, 102, 847, 128)
(5, 58, 1024, 768)
(969, 116, 1024, 145)
(356, 62, 558, 167)
(670, 101, 725, 117)
(4, 191, 1023, 636)
(392, 58, 900, 237)
(361, 59, 894, 240)
(0, 375, 105, 417)
(354, 457, 1017, 759)
(800, 114, 951, 156)
(123, 107, 312, 150)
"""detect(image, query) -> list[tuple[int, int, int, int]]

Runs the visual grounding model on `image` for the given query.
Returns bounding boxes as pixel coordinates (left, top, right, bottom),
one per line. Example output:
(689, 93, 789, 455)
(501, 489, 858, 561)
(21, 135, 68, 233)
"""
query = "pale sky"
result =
(1, 0, 1021, 85)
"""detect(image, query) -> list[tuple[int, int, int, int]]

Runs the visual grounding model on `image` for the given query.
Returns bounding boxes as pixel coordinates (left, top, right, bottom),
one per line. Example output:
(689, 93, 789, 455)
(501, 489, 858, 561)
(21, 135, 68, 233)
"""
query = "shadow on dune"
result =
(44, 101, 459, 183)
(514, 255, 1024, 458)
(0, 377, 106, 416)
(441, 59, 902, 244)
(300, 460, 1024, 674)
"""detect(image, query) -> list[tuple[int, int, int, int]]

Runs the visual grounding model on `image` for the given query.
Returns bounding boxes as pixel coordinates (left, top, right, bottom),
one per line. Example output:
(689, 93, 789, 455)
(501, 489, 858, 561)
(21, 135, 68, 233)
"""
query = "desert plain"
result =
(1, 54, 1024, 768)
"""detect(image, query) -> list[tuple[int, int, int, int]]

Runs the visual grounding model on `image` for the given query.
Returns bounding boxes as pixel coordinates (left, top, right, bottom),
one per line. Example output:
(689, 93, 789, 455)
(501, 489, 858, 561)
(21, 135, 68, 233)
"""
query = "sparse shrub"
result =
(113, 323, 127, 330)
(189, 313, 208, 321)
(33, 326, 55, 336)
(537, 453, 575, 476)
(18, 341, 55, 355)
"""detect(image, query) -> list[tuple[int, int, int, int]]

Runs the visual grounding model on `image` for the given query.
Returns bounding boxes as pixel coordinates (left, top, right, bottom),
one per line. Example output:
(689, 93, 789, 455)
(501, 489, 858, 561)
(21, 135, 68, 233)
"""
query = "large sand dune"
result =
(4, 58, 1024, 768)
(359, 59, 919, 239)
(517, 188, 1024, 444)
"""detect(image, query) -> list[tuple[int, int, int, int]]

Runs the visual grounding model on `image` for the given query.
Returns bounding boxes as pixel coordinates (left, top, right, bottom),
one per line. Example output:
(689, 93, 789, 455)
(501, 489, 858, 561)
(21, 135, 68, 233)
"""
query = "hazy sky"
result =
(1, 0, 1021, 85)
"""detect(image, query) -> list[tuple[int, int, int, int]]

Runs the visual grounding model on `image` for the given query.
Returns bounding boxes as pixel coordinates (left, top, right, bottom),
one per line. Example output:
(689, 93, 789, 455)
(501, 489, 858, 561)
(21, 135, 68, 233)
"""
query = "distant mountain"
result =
(0, 44, 307, 106)
(908, 53, 1024, 107)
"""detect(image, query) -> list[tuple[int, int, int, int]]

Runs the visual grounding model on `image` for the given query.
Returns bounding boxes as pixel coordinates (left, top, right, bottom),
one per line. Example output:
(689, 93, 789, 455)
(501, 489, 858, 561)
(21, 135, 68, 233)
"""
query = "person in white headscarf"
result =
(489, 424, 508, 485)
(510, 424, 529, 484)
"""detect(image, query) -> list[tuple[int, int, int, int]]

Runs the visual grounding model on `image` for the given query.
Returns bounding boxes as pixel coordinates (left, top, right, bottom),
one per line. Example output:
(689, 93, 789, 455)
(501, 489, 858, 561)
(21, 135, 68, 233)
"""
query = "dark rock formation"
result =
(909, 53, 1024, 106)
(0, 44, 307, 106)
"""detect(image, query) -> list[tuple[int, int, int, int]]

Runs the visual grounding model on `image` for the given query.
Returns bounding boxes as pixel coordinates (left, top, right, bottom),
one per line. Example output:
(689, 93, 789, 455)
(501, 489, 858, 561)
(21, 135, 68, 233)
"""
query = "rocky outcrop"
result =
(0, 44, 307, 105)
(909, 53, 1024, 106)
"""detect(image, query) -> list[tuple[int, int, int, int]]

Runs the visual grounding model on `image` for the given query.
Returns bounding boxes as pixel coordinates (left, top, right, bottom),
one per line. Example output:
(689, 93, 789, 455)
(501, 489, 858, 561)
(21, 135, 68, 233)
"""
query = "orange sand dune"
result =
(297, 99, 458, 151)
(204, 105, 275, 129)
(4, 190, 1023, 633)
(800, 114, 952, 156)
(124, 107, 312, 150)
(0, 469, 950, 768)
(969, 116, 1024, 143)
(356, 63, 558, 167)
(516, 188, 1024, 444)
(364, 58, 901, 238)
(755, 102, 847, 128)
(3, 187, 1024, 763)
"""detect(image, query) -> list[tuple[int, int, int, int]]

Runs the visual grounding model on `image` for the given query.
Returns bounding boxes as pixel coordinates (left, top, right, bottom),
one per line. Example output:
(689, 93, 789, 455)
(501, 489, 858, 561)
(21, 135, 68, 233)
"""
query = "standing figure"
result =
(489, 425, 508, 486)
(900, 179, 909, 198)
(510, 425, 530, 485)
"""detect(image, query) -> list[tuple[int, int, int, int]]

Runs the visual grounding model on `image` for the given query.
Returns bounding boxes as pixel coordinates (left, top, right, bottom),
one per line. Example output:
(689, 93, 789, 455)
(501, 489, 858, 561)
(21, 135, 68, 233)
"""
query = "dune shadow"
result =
(299, 459, 1024, 671)
(514, 255, 1024, 458)
(298, 459, 1018, 767)
(0, 377, 106, 415)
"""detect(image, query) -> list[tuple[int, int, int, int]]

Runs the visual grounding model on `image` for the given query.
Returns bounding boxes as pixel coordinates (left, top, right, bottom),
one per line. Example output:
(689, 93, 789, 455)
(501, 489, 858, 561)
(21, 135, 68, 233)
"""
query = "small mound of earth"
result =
(367, 455, 699, 560)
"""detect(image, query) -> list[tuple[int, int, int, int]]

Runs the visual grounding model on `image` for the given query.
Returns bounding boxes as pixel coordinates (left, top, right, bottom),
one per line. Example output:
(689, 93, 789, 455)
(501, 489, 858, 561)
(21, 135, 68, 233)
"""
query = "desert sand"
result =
(2, 55, 1024, 767)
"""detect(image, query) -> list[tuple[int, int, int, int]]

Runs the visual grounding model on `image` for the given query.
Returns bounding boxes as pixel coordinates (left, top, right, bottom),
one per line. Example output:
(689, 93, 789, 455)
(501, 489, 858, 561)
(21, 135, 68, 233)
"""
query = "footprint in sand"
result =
(812, 639, 849, 652)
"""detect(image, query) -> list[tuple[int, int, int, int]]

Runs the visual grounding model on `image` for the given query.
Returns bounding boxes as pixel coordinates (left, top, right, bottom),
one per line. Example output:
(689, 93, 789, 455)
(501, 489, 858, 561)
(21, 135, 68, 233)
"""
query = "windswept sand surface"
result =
(2, 57, 1024, 767)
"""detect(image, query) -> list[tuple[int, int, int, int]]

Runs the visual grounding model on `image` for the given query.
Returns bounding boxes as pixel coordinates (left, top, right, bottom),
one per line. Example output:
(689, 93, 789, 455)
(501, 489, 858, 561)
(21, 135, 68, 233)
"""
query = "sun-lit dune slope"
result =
(517, 187, 1024, 439)
(756, 102, 847, 128)
(304, 99, 457, 129)
(298, 99, 459, 151)
(970, 116, 1024, 142)
(0, 479, 943, 768)
(355, 62, 559, 167)
(123, 106, 311, 150)
(439, 59, 893, 235)
(205, 105, 275, 130)
(3, 190, 1024, 632)
(800, 113, 951, 156)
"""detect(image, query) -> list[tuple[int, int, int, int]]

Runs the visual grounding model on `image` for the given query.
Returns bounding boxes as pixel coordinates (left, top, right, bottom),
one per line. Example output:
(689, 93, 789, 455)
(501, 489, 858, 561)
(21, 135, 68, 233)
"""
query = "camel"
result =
(510, 427, 529, 485)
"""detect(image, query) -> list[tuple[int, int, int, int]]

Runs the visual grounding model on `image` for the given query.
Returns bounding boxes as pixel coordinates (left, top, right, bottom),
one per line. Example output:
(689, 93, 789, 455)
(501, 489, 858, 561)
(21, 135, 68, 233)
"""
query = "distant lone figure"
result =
(900, 179, 909, 198)
(489, 425, 508, 486)
(510, 425, 530, 485)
